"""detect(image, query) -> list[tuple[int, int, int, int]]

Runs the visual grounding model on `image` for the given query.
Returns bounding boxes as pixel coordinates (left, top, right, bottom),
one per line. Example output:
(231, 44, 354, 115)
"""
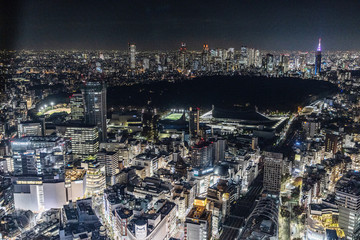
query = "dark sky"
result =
(1, 0, 360, 51)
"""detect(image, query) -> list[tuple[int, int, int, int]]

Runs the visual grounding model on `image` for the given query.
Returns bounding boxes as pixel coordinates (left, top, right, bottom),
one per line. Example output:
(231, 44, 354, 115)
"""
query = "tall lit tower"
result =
(179, 42, 187, 71)
(129, 43, 136, 69)
(82, 82, 107, 142)
(315, 38, 322, 75)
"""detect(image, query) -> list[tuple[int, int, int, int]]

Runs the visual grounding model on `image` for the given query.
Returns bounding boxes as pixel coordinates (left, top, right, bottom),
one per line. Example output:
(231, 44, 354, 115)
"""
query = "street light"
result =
(51, 102, 54, 109)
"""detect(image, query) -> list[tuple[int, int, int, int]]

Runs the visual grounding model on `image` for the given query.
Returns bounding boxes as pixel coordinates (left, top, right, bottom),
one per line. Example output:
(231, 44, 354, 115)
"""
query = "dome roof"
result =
(214, 164, 229, 177)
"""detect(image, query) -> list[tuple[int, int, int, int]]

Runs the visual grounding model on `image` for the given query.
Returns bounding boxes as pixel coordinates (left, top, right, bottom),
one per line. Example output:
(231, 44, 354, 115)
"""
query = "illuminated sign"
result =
(16, 180, 42, 185)
(194, 198, 207, 207)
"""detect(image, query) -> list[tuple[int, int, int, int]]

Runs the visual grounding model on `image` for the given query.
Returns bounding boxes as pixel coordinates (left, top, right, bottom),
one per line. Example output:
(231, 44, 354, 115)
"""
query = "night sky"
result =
(1, 0, 360, 51)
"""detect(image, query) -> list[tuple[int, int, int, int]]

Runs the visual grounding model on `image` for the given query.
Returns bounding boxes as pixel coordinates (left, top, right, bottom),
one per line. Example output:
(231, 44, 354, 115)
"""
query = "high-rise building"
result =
(325, 133, 338, 154)
(214, 139, 226, 164)
(129, 43, 136, 69)
(97, 150, 119, 177)
(82, 82, 107, 141)
(189, 107, 200, 138)
(64, 124, 99, 157)
(248, 48, 256, 67)
(179, 42, 187, 71)
(263, 152, 283, 192)
(191, 140, 214, 168)
(69, 92, 84, 121)
(255, 50, 262, 68)
(266, 54, 274, 72)
(335, 171, 360, 239)
(315, 38, 322, 75)
(11, 136, 64, 176)
(201, 44, 210, 69)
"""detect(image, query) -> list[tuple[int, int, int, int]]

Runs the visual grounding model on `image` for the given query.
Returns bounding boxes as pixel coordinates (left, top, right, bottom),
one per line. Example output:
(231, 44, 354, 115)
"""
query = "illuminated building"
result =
(124, 200, 177, 240)
(335, 171, 360, 239)
(171, 182, 196, 221)
(248, 48, 256, 67)
(17, 121, 42, 137)
(263, 152, 283, 193)
(189, 107, 200, 138)
(306, 203, 345, 240)
(129, 43, 136, 69)
(11, 136, 64, 176)
(255, 49, 262, 68)
(69, 92, 84, 121)
(64, 124, 99, 158)
(97, 150, 119, 178)
(82, 82, 107, 141)
(206, 179, 236, 238)
(191, 140, 214, 168)
(201, 44, 210, 69)
(115, 208, 133, 240)
(179, 42, 187, 71)
(315, 38, 322, 75)
(64, 166, 86, 201)
(185, 197, 212, 240)
(266, 53, 274, 72)
(13, 177, 67, 213)
(83, 160, 106, 197)
(325, 133, 339, 155)
(132, 151, 160, 177)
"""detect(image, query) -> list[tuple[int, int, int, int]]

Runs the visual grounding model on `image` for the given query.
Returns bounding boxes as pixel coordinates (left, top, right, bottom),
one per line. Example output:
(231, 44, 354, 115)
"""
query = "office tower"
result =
(11, 136, 64, 176)
(64, 124, 99, 157)
(315, 38, 322, 75)
(179, 42, 187, 71)
(335, 171, 360, 239)
(82, 82, 107, 141)
(201, 44, 210, 69)
(129, 43, 136, 69)
(97, 150, 119, 177)
(263, 152, 283, 192)
(17, 121, 42, 137)
(325, 133, 338, 154)
(282, 55, 290, 73)
(266, 54, 274, 72)
(191, 141, 214, 168)
(185, 197, 212, 240)
(189, 107, 200, 138)
(214, 139, 226, 164)
(69, 92, 84, 121)
(240, 46, 248, 65)
(248, 48, 256, 67)
(255, 49, 262, 68)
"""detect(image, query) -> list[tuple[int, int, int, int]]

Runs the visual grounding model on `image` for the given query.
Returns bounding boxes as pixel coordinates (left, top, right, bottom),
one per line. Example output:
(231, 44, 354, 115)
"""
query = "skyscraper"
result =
(315, 38, 322, 75)
(64, 124, 99, 157)
(263, 152, 283, 192)
(82, 82, 107, 141)
(69, 92, 84, 121)
(335, 171, 360, 239)
(179, 42, 187, 71)
(129, 43, 136, 69)
(189, 107, 200, 138)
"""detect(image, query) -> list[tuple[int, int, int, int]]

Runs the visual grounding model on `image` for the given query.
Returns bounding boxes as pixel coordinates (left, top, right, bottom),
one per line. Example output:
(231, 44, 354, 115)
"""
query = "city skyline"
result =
(2, 0, 360, 51)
